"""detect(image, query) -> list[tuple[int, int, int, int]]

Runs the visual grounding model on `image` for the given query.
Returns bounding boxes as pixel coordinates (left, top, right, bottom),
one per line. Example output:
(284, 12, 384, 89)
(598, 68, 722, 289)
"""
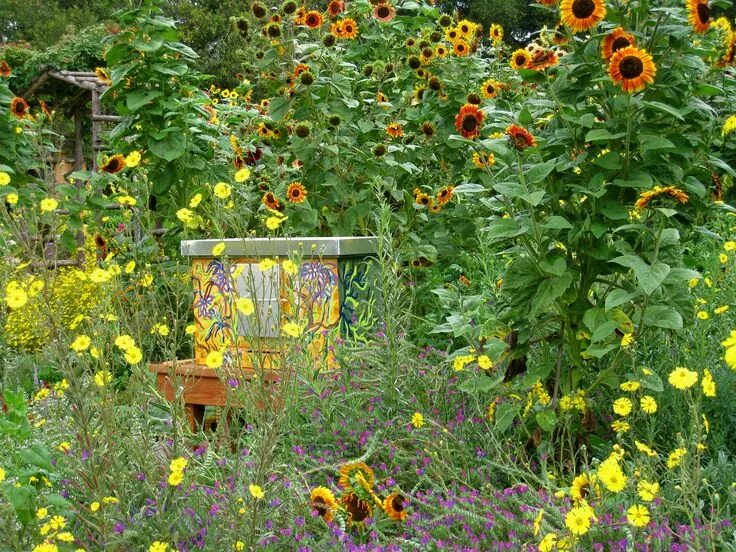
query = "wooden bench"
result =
(149, 360, 281, 432)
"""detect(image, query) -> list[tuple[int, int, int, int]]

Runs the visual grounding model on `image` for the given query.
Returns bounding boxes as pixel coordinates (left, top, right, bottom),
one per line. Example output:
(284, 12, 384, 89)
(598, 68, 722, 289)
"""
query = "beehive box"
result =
(181, 237, 377, 370)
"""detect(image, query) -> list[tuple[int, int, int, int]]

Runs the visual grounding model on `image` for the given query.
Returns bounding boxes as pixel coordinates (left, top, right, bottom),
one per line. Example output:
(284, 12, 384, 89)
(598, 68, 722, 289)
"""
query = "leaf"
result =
(536, 410, 557, 432)
(540, 256, 566, 276)
(605, 288, 640, 310)
(520, 190, 546, 206)
(494, 402, 520, 434)
(585, 129, 626, 142)
(541, 216, 573, 230)
(610, 256, 670, 295)
(638, 134, 676, 154)
(5, 485, 35, 524)
(485, 219, 525, 239)
(19, 442, 52, 471)
(126, 89, 163, 112)
(269, 96, 291, 121)
(641, 101, 685, 121)
(531, 272, 572, 312)
(525, 161, 555, 184)
(640, 368, 664, 392)
(148, 133, 186, 162)
(453, 183, 485, 194)
(458, 373, 505, 393)
(642, 305, 683, 330)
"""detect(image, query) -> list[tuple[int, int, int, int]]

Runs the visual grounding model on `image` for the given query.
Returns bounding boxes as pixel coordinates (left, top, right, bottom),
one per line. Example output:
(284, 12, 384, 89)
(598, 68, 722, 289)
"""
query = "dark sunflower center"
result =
(461, 25, 469, 32)
(486, 84, 495, 94)
(345, 24, 353, 32)
(291, 188, 301, 197)
(462, 115, 478, 132)
(571, 0, 596, 19)
(696, 3, 710, 23)
(515, 54, 526, 65)
(611, 36, 631, 52)
(392, 496, 405, 511)
(619, 55, 644, 79)
(13, 104, 24, 115)
(457, 44, 466, 51)
(377, 6, 390, 17)
(106, 159, 121, 172)
(306, 14, 317, 25)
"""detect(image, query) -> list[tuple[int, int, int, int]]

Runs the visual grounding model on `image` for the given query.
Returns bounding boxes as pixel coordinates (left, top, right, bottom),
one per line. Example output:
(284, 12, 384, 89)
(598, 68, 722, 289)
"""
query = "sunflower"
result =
(530, 48, 559, 70)
(310, 487, 337, 522)
(100, 154, 126, 174)
(383, 493, 408, 521)
(505, 124, 537, 150)
(472, 152, 495, 169)
(421, 121, 436, 138)
(304, 10, 322, 28)
(338, 18, 359, 39)
(415, 192, 432, 207)
(10, 97, 29, 119)
(687, 0, 711, 34)
(386, 122, 404, 138)
(560, 0, 606, 33)
(510, 48, 532, 69)
(453, 39, 470, 57)
(330, 20, 343, 37)
(480, 78, 501, 99)
(294, 6, 306, 24)
(445, 27, 460, 42)
(489, 24, 503, 44)
(327, 0, 345, 16)
(0, 60, 10, 77)
(262, 192, 282, 211)
(93, 67, 111, 87)
(342, 493, 373, 527)
(287, 182, 307, 203)
(457, 19, 475, 38)
(454, 104, 484, 139)
(338, 462, 375, 490)
(294, 63, 310, 77)
(436, 44, 448, 58)
(602, 28, 635, 60)
(608, 46, 656, 93)
(634, 185, 689, 211)
(436, 185, 455, 205)
(377, 92, 389, 104)
(373, 3, 396, 22)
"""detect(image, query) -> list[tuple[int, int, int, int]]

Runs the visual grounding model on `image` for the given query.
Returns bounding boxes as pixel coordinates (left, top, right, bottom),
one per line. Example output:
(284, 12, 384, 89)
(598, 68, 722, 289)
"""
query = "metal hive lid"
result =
(180, 236, 378, 258)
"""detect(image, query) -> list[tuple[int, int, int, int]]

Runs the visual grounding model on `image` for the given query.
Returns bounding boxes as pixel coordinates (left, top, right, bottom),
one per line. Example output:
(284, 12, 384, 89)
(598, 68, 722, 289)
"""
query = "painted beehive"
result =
(181, 237, 377, 370)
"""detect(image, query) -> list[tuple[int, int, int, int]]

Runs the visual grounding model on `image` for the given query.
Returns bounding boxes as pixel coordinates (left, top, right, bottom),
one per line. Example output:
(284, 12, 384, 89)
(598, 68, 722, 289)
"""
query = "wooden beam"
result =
(74, 111, 84, 171)
(22, 70, 50, 99)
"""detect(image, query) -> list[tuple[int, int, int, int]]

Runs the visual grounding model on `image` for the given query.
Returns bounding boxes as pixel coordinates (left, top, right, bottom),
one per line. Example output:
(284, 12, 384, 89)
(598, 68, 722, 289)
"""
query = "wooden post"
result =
(74, 111, 84, 171)
(90, 89, 102, 170)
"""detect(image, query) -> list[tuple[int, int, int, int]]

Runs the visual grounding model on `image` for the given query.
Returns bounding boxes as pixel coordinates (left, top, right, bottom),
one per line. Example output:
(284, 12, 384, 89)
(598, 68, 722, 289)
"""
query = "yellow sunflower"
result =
(510, 48, 532, 69)
(286, 182, 307, 203)
(338, 462, 375, 491)
(383, 492, 408, 521)
(310, 487, 336, 522)
(480, 78, 502, 99)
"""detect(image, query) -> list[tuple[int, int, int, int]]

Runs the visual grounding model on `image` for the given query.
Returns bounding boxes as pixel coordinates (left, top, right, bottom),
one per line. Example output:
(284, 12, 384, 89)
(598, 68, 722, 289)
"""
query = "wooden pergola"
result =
(23, 67, 121, 171)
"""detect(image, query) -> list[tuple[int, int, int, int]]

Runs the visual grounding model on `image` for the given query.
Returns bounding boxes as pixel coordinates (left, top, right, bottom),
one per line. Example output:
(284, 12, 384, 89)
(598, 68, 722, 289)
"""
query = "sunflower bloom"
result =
(560, 0, 606, 33)
(687, 0, 711, 34)
(602, 28, 635, 60)
(455, 104, 484, 139)
(383, 492, 408, 521)
(609, 46, 656, 93)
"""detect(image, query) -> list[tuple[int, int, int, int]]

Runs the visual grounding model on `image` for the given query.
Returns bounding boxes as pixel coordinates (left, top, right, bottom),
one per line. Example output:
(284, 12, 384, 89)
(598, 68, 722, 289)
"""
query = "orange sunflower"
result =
(505, 124, 537, 150)
(338, 18, 359, 39)
(454, 104, 484, 139)
(436, 185, 455, 205)
(687, 0, 710, 34)
(608, 46, 656, 93)
(386, 122, 403, 138)
(510, 48, 532, 69)
(310, 487, 337, 522)
(415, 192, 432, 207)
(529, 48, 559, 70)
(327, 0, 345, 17)
(1, 60, 12, 77)
(634, 185, 689, 211)
(480, 78, 502, 99)
(373, 3, 396, 23)
(10, 97, 29, 119)
(100, 154, 126, 174)
(262, 192, 282, 211)
(304, 10, 323, 28)
(560, 0, 606, 33)
(287, 182, 307, 203)
(453, 39, 470, 57)
(383, 493, 408, 521)
(602, 28, 635, 60)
